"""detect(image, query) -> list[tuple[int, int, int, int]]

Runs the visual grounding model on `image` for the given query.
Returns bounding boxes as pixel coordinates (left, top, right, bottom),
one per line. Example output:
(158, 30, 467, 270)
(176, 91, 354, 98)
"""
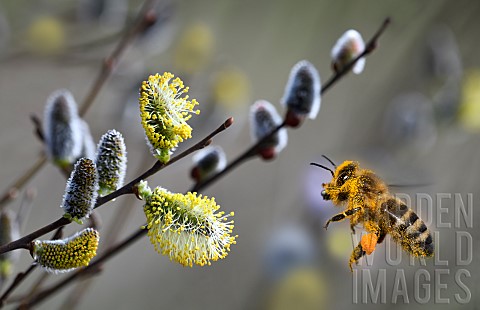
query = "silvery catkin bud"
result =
(95, 129, 127, 197)
(191, 145, 226, 182)
(249, 100, 287, 160)
(43, 89, 83, 167)
(32, 228, 100, 273)
(61, 158, 99, 223)
(281, 60, 321, 128)
(331, 29, 366, 75)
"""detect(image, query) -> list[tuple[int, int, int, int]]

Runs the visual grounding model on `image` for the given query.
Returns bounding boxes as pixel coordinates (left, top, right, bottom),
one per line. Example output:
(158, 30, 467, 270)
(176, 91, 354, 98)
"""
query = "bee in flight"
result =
(311, 156, 434, 271)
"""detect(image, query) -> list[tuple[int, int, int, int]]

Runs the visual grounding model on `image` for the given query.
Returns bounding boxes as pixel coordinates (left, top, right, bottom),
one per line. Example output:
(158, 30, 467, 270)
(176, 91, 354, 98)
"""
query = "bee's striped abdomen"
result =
(381, 198, 434, 257)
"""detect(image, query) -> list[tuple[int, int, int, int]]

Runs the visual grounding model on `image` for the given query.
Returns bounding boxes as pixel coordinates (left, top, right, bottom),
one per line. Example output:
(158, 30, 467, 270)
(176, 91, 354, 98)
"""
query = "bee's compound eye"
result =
(321, 190, 330, 200)
(336, 172, 350, 186)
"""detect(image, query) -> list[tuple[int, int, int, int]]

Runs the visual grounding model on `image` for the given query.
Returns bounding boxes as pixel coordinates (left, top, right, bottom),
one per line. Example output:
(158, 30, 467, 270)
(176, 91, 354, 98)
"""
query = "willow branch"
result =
(0, 118, 233, 256)
(0, 217, 68, 255)
(96, 117, 234, 204)
(192, 18, 391, 193)
(191, 120, 285, 192)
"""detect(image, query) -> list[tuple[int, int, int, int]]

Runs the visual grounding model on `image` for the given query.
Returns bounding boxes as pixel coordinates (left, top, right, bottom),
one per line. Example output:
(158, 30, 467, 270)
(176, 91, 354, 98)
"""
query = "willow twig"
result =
(191, 120, 285, 192)
(192, 18, 391, 193)
(0, 117, 233, 256)
(78, 0, 157, 116)
(95, 117, 234, 205)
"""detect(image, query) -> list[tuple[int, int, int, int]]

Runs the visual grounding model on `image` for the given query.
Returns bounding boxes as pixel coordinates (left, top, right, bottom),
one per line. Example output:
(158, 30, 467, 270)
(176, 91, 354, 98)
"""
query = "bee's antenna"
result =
(310, 162, 335, 177)
(321, 155, 337, 168)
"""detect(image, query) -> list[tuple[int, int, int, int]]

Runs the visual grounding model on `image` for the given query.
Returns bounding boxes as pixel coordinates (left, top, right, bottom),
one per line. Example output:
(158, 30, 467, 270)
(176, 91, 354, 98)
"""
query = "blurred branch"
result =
(0, 265, 36, 308)
(0, 0, 159, 212)
(78, 0, 158, 116)
(0, 157, 47, 210)
(65, 0, 174, 54)
(16, 188, 37, 230)
(30, 115, 44, 142)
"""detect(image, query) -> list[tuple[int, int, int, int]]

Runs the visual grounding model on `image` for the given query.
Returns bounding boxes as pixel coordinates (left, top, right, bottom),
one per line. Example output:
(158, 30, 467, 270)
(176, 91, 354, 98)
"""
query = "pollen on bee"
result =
(361, 233, 378, 255)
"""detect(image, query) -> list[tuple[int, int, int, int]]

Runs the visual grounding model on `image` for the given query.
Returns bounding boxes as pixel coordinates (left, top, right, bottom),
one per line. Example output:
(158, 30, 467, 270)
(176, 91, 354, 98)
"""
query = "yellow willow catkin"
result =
(32, 228, 100, 273)
(139, 183, 237, 267)
(139, 72, 200, 163)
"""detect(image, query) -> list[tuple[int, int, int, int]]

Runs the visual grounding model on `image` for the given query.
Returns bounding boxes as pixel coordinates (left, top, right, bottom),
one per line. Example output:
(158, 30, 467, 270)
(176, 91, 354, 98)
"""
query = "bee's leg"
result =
(350, 223, 356, 234)
(349, 241, 366, 272)
(324, 207, 361, 230)
(377, 229, 387, 244)
(361, 222, 384, 254)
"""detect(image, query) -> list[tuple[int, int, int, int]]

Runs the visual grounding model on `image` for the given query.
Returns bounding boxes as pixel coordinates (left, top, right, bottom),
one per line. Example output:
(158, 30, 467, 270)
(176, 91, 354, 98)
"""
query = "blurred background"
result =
(0, 0, 479, 309)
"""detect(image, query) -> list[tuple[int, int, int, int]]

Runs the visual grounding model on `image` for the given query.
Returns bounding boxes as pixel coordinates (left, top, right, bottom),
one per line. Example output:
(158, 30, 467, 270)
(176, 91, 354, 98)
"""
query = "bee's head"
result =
(311, 155, 338, 201)
(333, 161, 359, 187)
(311, 158, 360, 202)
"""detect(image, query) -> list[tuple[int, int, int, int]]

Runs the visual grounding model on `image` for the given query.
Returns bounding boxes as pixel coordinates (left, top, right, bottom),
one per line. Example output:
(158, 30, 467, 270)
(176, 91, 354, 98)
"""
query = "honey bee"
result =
(311, 156, 434, 271)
